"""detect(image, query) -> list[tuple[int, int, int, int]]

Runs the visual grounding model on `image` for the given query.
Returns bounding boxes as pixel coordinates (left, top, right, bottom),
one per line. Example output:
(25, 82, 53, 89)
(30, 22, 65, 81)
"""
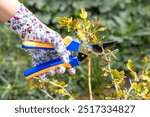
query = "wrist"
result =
(0, 0, 21, 22)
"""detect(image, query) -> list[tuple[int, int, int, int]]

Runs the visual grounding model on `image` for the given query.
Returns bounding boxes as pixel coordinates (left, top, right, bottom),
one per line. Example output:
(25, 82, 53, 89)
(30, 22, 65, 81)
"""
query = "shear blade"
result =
(77, 52, 88, 62)
(90, 41, 117, 53)
(78, 41, 117, 62)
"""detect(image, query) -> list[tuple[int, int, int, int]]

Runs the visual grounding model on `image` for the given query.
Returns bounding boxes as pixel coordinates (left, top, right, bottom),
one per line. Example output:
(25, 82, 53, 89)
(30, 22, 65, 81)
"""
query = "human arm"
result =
(0, 0, 21, 22)
(0, 0, 75, 81)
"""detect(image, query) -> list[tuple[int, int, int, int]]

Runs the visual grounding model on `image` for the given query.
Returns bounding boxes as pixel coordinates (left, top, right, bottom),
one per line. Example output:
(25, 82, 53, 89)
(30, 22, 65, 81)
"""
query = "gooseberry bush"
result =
(28, 8, 150, 100)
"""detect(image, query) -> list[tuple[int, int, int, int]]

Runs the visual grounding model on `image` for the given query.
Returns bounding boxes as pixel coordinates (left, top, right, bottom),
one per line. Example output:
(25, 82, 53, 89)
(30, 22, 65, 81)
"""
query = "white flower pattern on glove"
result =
(5, 5, 76, 81)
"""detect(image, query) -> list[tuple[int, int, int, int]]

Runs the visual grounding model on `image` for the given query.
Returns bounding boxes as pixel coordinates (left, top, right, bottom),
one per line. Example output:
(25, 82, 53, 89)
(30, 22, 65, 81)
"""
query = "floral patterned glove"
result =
(5, 5, 75, 81)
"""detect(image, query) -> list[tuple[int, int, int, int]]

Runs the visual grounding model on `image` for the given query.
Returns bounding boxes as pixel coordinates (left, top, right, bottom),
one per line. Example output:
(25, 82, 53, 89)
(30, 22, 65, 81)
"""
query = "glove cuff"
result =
(5, 4, 39, 34)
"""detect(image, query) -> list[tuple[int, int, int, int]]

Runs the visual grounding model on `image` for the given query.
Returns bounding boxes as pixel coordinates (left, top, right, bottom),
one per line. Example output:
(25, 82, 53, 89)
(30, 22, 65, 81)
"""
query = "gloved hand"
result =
(5, 5, 75, 81)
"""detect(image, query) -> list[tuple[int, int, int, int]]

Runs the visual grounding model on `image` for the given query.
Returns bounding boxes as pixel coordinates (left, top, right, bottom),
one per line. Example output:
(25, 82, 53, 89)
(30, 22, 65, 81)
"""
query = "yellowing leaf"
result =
(57, 89, 67, 96)
(97, 27, 107, 32)
(77, 30, 86, 40)
(115, 90, 126, 99)
(146, 71, 150, 78)
(101, 66, 107, 71)
(80, 8, 87, 19)
(126, 59, 134, 71)
(107, 49, 116, 59)
(138, 89, 149, 98)
(58, 81, 65, 87)
(103, 72, 108, 77)
(84, 19, 91, 30)
(92, 34, 99, 43)
(91, 17, 100, 27)
(68, 97, 73, 100)
(57, 17, 68, 26)
(7, 84, 12, 90)
(142, 56, 148, 66)
(132, 82, 138, 90)
(28, 79, 35, 90)
(130, 71, 137, 79)
(57, 17, 78, 31)
(142, 76, 150, 82)
(111, 69, 125, 79)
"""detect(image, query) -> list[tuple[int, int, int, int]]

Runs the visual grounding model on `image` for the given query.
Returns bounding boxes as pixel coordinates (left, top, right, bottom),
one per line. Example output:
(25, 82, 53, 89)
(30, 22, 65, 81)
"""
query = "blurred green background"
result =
(0, 0, 150, 99)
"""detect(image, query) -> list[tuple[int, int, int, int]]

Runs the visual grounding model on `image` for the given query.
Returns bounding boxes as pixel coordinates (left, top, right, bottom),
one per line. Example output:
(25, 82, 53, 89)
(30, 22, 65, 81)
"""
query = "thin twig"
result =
(125, 79, 132, 100)
(40, 88, 54, 100)
(34, 77, 73, 100)
(88, 57, 93, 100)
(107, 56, 118, 91)
(101, 48, 119, 91)
(48, 80, 74, 100)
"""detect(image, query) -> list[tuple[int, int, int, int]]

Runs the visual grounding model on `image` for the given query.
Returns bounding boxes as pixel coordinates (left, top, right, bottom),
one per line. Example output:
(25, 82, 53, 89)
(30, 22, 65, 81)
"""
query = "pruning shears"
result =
(22, 36, 117, 80)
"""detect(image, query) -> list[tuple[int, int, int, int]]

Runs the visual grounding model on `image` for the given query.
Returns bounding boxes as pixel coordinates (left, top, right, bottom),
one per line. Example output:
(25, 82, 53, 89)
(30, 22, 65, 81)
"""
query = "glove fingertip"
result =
(39, 74, 47, 82)
(68, 68, 76, 75)
(47, 70, 56, 76)
(56, 66, 66, 74)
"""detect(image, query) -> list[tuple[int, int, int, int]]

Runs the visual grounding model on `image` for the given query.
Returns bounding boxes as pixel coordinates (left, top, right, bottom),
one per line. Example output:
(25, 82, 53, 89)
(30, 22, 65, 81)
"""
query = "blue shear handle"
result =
(24, 56, 79, 80)
(22, 37, 80, 52)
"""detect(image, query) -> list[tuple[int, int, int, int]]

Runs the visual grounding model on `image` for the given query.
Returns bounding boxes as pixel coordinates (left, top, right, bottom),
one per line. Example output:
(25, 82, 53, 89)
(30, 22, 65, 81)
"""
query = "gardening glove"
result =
(5, 4, 76, 81)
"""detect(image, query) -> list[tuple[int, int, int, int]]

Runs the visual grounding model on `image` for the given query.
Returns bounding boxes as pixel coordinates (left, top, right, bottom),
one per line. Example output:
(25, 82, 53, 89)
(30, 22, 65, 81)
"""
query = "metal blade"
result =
(77, 52, 88, 62)
(90, 41, 117, 53)
(77, 41, 117, 62)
